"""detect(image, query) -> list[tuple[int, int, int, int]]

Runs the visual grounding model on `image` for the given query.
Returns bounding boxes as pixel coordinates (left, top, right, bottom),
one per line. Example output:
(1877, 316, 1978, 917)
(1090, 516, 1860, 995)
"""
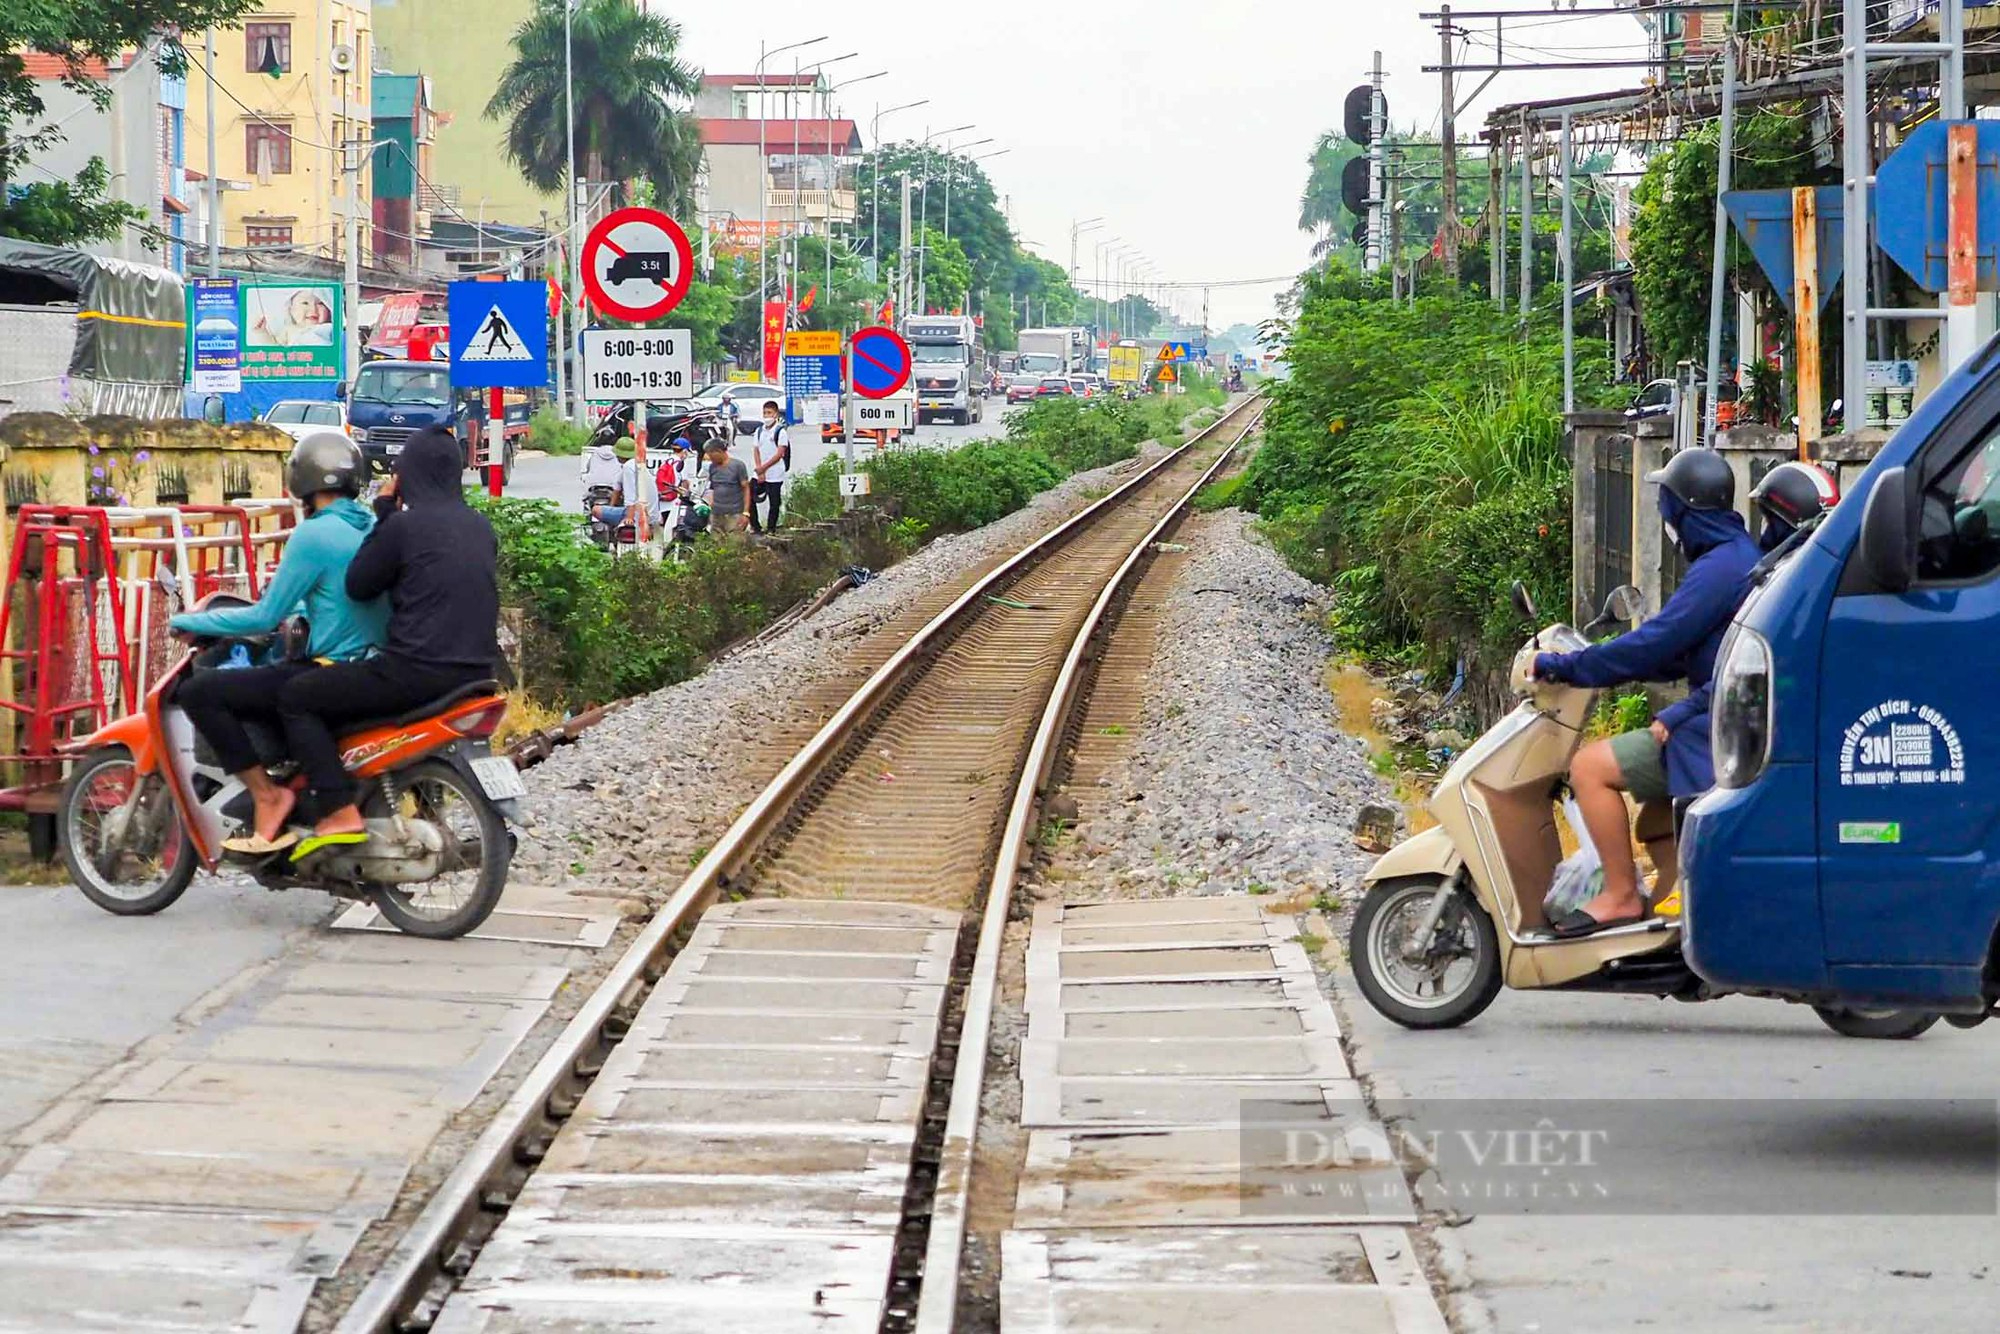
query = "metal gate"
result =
(1593, 434, 1634, 614)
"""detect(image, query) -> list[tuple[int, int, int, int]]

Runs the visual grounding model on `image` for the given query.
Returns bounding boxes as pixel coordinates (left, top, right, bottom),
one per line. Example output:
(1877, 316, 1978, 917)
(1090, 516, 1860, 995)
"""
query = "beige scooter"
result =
(1347, 582, 1937, 1039)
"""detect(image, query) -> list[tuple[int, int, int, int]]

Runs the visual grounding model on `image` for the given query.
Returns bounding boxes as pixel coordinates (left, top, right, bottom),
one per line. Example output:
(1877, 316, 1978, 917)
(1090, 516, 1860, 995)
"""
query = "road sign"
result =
(850, 325, 913, 399)
(1190, 345, 1208, 360)
(839, 472, 873, 497)
(581, 328, 691, 399)
(1722, 187, 1845, 314)
(1157, 363, 1178, 384)
(1876, 119, 2000, 292)
(847, 396, 914, 433)
(1157, 341, 1190, 361)
(786, 330, 841, 357)
(581, 206, 694, 322)
(783, 348, 842, 426)
(447, 280, 548, 388)
(1108, 345, 1142, 384)
(796, 393, 841, 425)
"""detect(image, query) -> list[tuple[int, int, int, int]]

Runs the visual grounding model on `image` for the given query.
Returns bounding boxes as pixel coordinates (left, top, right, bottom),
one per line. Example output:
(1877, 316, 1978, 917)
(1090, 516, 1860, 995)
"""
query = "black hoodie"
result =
(345, 426, 501, 672)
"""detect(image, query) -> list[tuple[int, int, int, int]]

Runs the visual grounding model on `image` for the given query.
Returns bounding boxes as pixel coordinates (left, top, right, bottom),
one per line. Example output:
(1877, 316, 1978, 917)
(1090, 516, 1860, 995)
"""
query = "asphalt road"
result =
(1338, 970, 1999, 1333)
(493, 397, 1015, 507)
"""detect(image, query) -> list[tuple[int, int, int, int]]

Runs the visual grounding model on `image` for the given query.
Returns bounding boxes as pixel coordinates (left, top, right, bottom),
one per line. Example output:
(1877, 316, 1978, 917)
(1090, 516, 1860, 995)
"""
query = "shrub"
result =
(528, 406, 592, 455)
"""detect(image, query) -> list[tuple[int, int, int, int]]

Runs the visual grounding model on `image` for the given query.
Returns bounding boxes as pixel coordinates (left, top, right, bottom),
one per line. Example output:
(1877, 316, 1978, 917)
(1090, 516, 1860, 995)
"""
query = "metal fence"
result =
(1592, 433, 1633, 616)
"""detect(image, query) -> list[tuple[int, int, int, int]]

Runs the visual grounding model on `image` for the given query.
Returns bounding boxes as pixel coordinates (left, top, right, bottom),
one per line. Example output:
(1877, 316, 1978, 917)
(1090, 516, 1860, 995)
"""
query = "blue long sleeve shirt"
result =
(1536, 503, 1759, 796)
(169, 498, 390, 661)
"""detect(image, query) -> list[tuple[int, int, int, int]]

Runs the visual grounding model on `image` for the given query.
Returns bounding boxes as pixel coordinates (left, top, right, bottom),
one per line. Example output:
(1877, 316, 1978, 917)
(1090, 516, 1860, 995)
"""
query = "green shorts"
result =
(1607, 728, 1671, 804)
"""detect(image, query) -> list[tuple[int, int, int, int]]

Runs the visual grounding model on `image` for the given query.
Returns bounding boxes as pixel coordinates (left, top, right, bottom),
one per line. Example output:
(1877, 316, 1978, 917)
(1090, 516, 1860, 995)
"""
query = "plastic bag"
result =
(1543, 796, 1604, 920)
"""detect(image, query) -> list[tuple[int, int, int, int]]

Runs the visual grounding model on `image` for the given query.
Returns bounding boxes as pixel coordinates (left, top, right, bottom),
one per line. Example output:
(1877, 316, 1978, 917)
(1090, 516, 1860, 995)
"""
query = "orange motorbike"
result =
(56, 598, 520, 938)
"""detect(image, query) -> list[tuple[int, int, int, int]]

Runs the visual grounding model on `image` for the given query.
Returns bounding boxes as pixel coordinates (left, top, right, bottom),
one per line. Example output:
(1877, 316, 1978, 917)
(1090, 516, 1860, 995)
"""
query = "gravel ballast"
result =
(1059, 506, 1392, 912)
(510, 442, 1173, 895)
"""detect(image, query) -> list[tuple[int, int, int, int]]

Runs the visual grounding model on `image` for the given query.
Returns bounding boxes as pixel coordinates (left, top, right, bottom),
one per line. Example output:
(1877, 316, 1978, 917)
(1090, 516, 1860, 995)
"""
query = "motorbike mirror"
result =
(1601, 584, 1643, 624)
(1510, 579, 1538, 623)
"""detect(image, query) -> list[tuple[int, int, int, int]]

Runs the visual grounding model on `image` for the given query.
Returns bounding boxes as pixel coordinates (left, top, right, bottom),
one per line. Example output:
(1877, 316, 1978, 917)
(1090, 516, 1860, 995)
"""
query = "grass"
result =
(493, 689, 564, 752)
(1327, 659, 1437, 833)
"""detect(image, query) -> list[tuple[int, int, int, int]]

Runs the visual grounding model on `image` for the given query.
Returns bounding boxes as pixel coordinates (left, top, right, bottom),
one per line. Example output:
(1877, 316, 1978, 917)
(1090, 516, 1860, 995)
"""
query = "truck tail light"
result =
(1713, 627, 1773, 790)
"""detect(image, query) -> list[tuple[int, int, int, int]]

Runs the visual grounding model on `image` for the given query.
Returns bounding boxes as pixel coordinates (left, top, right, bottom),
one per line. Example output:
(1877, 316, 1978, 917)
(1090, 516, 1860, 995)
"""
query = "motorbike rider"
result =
(272, 425, 501, 860)
(1530, 447, 1759, 937)
(169, 433, 389, 856)
(1749, 459, 1839, 555)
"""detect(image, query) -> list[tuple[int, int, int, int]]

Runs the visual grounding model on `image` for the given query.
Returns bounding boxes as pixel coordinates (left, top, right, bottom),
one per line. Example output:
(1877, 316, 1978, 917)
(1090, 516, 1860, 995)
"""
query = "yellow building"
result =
(185, 2, 374, 261)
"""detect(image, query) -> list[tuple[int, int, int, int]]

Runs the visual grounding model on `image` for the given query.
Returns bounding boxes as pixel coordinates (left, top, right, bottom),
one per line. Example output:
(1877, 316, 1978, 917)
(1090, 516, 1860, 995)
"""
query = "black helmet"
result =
(286, 430, 365, 500)
(1750, 460, 1839, 529)
(1645, 447, 1734, 511)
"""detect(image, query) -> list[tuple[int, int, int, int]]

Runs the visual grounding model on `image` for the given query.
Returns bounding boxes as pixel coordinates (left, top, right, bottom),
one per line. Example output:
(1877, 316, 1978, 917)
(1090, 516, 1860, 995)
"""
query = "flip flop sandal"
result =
(1549, 908, 1649, 939)
(222, 829, 300, 857)
(289, 830, 369, 863)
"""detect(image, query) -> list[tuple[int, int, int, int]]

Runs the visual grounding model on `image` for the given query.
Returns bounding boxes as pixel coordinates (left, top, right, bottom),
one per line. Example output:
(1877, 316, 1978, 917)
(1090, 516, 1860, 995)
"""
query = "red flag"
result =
(761, 300, 786, 379)
(798, 284, 818, 313)
(878, 298, 894, 324)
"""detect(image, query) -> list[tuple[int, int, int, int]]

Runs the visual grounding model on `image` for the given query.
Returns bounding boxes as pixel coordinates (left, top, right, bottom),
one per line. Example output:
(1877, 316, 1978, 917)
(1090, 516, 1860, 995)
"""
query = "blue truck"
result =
(344, 359, 525, 480)
(1684, 340, 2000, 1025)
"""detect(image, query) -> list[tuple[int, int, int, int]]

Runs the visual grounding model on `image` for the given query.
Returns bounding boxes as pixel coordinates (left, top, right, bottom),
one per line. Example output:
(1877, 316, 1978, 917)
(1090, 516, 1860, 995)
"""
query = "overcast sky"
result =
(669, 2, 1654, 328)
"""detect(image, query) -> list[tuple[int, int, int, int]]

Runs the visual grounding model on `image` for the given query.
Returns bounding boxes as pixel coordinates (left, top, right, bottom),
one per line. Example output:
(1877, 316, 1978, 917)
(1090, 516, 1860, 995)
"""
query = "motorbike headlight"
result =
(1712, 626, 1773, 790)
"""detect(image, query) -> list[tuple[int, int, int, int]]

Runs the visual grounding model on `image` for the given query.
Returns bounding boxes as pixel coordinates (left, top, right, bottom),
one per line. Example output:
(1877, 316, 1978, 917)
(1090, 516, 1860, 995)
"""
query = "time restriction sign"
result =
(581, 328, 692, 398)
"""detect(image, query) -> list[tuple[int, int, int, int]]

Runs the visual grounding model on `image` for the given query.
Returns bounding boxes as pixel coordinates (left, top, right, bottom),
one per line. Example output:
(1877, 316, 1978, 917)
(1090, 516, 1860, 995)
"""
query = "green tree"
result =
(2, 8, 261, 222)
(0, 156, 141, 246)
(1300, 130, 1363, 260)
(915, 228, 971, 313)
(487, 0, 703, 217)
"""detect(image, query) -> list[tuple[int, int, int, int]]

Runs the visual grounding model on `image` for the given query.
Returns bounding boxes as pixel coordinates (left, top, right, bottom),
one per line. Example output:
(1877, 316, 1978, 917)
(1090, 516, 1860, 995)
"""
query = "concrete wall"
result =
(704, 143, 770, 226)
(25, 51, 167, 266)
(0, 415, 293, 510)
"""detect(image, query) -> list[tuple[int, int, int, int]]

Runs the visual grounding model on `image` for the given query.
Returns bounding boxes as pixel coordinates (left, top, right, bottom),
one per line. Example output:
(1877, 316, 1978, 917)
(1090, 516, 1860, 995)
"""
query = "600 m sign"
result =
(581, 328, 692, 401)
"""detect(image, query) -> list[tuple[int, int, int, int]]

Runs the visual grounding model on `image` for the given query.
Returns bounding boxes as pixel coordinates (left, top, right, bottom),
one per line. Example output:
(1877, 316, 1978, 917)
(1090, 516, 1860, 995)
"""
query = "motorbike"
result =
(583, 483, 639, 551)
(663, 478, 710, 562)
(57, 591, 519, 939)
(590, 402, 732, 455)
(1347, 580, 1938, 1040)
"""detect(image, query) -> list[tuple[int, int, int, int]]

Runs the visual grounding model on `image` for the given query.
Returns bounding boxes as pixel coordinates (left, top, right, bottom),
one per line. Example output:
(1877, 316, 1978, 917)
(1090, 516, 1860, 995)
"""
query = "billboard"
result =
(241, 282, 341, 381)
(1108, 344, 1143, 384)
(187, 277, 241, 394)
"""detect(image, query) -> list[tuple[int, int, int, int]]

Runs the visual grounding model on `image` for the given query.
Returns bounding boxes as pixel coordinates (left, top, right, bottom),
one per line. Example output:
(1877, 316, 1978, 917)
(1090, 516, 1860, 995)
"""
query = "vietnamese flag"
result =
(878, 298, 894, 324)
(798, 284, 818, 313)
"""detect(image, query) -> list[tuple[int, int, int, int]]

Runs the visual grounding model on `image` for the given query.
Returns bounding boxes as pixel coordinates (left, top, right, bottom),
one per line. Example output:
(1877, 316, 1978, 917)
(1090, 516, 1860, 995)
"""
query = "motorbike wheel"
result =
(59, 747, 197, 916)
(1349, 876, 1502, 1030)
(367, 759, 510, 939)
(1811, 1005, 1939, 1040)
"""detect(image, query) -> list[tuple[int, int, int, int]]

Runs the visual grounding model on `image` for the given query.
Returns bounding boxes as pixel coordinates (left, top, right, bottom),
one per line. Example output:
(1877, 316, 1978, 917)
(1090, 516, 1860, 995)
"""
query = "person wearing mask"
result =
(170, 433, 389, 856)
(703, 440, 752, 536)
(1530, 448, 1759, 937)
(274, 426, 501, 860)
(750, 401, 791, 533)
(1748, 460, 1839, 556)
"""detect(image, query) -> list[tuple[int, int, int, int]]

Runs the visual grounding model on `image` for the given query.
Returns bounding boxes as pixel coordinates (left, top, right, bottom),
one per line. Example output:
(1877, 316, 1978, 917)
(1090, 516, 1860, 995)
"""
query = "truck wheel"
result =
(1349, 876, 1501, 1029)
(1812, 1006, 1939, 1040)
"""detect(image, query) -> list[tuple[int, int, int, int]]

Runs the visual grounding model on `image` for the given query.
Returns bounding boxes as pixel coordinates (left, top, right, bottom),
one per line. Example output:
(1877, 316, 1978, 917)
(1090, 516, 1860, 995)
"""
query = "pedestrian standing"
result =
(750, 401, 791, 533)
(703, 441, 752, 537)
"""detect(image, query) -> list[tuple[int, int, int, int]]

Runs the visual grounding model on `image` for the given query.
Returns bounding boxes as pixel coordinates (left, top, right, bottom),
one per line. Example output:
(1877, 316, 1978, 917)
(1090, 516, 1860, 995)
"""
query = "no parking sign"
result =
(850, 326, 912, 399)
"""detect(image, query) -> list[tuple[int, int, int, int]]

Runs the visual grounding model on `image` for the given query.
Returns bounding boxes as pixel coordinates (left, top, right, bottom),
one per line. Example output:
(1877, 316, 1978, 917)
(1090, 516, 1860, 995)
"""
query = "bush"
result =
(528, 406, 592, 456)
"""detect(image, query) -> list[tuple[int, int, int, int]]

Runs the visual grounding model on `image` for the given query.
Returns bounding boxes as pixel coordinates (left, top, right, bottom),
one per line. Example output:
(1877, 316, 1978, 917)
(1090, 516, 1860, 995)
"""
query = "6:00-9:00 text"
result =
(595, 337, 677, 358)
(589, 370, 685, 392)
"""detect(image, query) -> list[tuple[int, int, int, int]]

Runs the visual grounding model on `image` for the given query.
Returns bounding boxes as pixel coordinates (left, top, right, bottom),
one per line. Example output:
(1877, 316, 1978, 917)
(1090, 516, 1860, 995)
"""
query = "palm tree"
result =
(486, 0, 703, 217)
(1299, 130, 1362, 260)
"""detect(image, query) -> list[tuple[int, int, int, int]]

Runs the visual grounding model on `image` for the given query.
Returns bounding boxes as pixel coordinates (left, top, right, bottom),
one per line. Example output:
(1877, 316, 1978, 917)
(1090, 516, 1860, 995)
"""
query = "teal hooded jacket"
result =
(169, 497, 390, 661)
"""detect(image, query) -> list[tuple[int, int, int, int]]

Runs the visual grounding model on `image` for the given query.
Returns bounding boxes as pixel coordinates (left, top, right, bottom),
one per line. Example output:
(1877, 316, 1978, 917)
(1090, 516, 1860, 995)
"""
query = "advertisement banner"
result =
(367, 291, 424, 356)
(241, 282, 342, 381)
(187, 277, 241, 393)
(761, 300, 786, 380)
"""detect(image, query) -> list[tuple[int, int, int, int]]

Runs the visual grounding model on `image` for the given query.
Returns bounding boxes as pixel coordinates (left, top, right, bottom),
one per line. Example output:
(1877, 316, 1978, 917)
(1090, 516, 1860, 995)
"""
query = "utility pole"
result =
(204, 30, 220, 277)
(898, 170, 912, 320)
(1703, 31, 1739, 438)
(1518, 113, 1533, 318)
(1560, 112, 1574, 412)
(1486, 132, 1502, 304)
(1439, 5, 1458, 286)
(565, 0, 580, 421)
(342, 136, 362, 389)
(1366, 50, 1385, 273)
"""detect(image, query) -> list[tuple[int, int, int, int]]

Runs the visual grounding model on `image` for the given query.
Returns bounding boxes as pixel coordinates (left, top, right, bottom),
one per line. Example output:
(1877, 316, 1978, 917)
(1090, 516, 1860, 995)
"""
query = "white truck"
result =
(1015, 326, 1090, 380)
(903, 315, 985, 425)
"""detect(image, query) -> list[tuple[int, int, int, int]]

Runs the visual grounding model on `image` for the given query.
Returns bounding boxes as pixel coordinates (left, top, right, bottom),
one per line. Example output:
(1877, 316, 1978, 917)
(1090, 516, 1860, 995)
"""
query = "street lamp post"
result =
(792, 52, 855, 309)
(823, 70, 885, 324)
(869, 98, 926, 288)
(1070, 217, 1102, 295)
(939, 137, 992, 250)
(1094, 237, 1119, 336)
(757, 35, 827, 314)
(913, 121, 973, 313)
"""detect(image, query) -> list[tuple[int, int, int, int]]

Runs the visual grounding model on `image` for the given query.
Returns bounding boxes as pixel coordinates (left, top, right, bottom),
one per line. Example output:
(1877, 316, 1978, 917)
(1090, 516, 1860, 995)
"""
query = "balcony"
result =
(766, 187, 858, 226)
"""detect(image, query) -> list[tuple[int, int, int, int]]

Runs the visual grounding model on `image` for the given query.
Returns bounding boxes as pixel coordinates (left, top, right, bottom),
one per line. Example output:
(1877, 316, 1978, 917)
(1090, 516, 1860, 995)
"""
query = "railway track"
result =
(333, 395, 1265, 1334)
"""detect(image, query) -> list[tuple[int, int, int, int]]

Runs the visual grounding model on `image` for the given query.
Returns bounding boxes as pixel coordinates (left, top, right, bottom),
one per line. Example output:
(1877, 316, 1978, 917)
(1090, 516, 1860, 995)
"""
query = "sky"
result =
(667, 1, 1657, 329)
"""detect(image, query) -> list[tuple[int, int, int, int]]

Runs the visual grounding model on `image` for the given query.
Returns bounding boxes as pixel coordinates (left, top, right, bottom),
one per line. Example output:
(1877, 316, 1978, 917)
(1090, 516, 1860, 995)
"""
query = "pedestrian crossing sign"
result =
(447, 279, 549, 388)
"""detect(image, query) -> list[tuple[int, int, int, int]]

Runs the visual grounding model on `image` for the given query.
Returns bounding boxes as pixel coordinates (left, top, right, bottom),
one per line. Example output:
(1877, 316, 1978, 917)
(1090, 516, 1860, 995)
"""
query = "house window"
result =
(245, 222, 293, 247)
(245, 22, 292, 74)
(245, 121, 292, 175)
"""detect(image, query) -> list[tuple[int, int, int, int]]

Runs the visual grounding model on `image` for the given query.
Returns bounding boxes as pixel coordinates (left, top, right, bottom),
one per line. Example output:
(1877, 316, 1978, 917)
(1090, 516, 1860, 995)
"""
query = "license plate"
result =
(387, 442, 404, 454)
(470, 755, 526, 800)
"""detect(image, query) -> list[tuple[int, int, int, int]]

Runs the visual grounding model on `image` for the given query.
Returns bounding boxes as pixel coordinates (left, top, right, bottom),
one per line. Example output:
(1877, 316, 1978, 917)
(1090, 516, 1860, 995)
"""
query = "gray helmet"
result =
(1645, 447, 1734, 511)
(286, 430, 365, 500)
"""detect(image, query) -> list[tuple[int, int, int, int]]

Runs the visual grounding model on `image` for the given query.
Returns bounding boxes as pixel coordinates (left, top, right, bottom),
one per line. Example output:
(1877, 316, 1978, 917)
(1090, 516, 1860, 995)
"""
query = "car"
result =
(1034, 377, 1075, 399)
(260, 399, 349, 441)
(1068, 375, 1096, 399)
(694, 380, 785, 433)
(1006, 376, 1041, 405)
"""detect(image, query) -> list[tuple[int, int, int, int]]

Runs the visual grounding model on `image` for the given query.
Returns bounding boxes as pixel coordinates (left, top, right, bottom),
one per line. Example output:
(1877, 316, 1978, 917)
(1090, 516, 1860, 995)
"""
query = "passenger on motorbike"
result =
(1749, 459, 1839, 555)
(169, 433, 389, 856)
(272, 426, 501, 860)
(1530, 448, 1759, 937)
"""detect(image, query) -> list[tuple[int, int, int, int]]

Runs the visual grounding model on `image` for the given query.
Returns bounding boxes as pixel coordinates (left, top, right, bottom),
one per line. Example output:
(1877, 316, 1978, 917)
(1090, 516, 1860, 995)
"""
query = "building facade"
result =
(696, 73, 861, 246)
(370, 72, 434, 264)
(184, 0, 375, 261)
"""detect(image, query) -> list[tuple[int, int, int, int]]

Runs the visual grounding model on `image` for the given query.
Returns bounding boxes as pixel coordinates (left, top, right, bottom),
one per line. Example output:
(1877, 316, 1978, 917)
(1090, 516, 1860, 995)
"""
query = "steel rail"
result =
(334, 392, 1265, 1334)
